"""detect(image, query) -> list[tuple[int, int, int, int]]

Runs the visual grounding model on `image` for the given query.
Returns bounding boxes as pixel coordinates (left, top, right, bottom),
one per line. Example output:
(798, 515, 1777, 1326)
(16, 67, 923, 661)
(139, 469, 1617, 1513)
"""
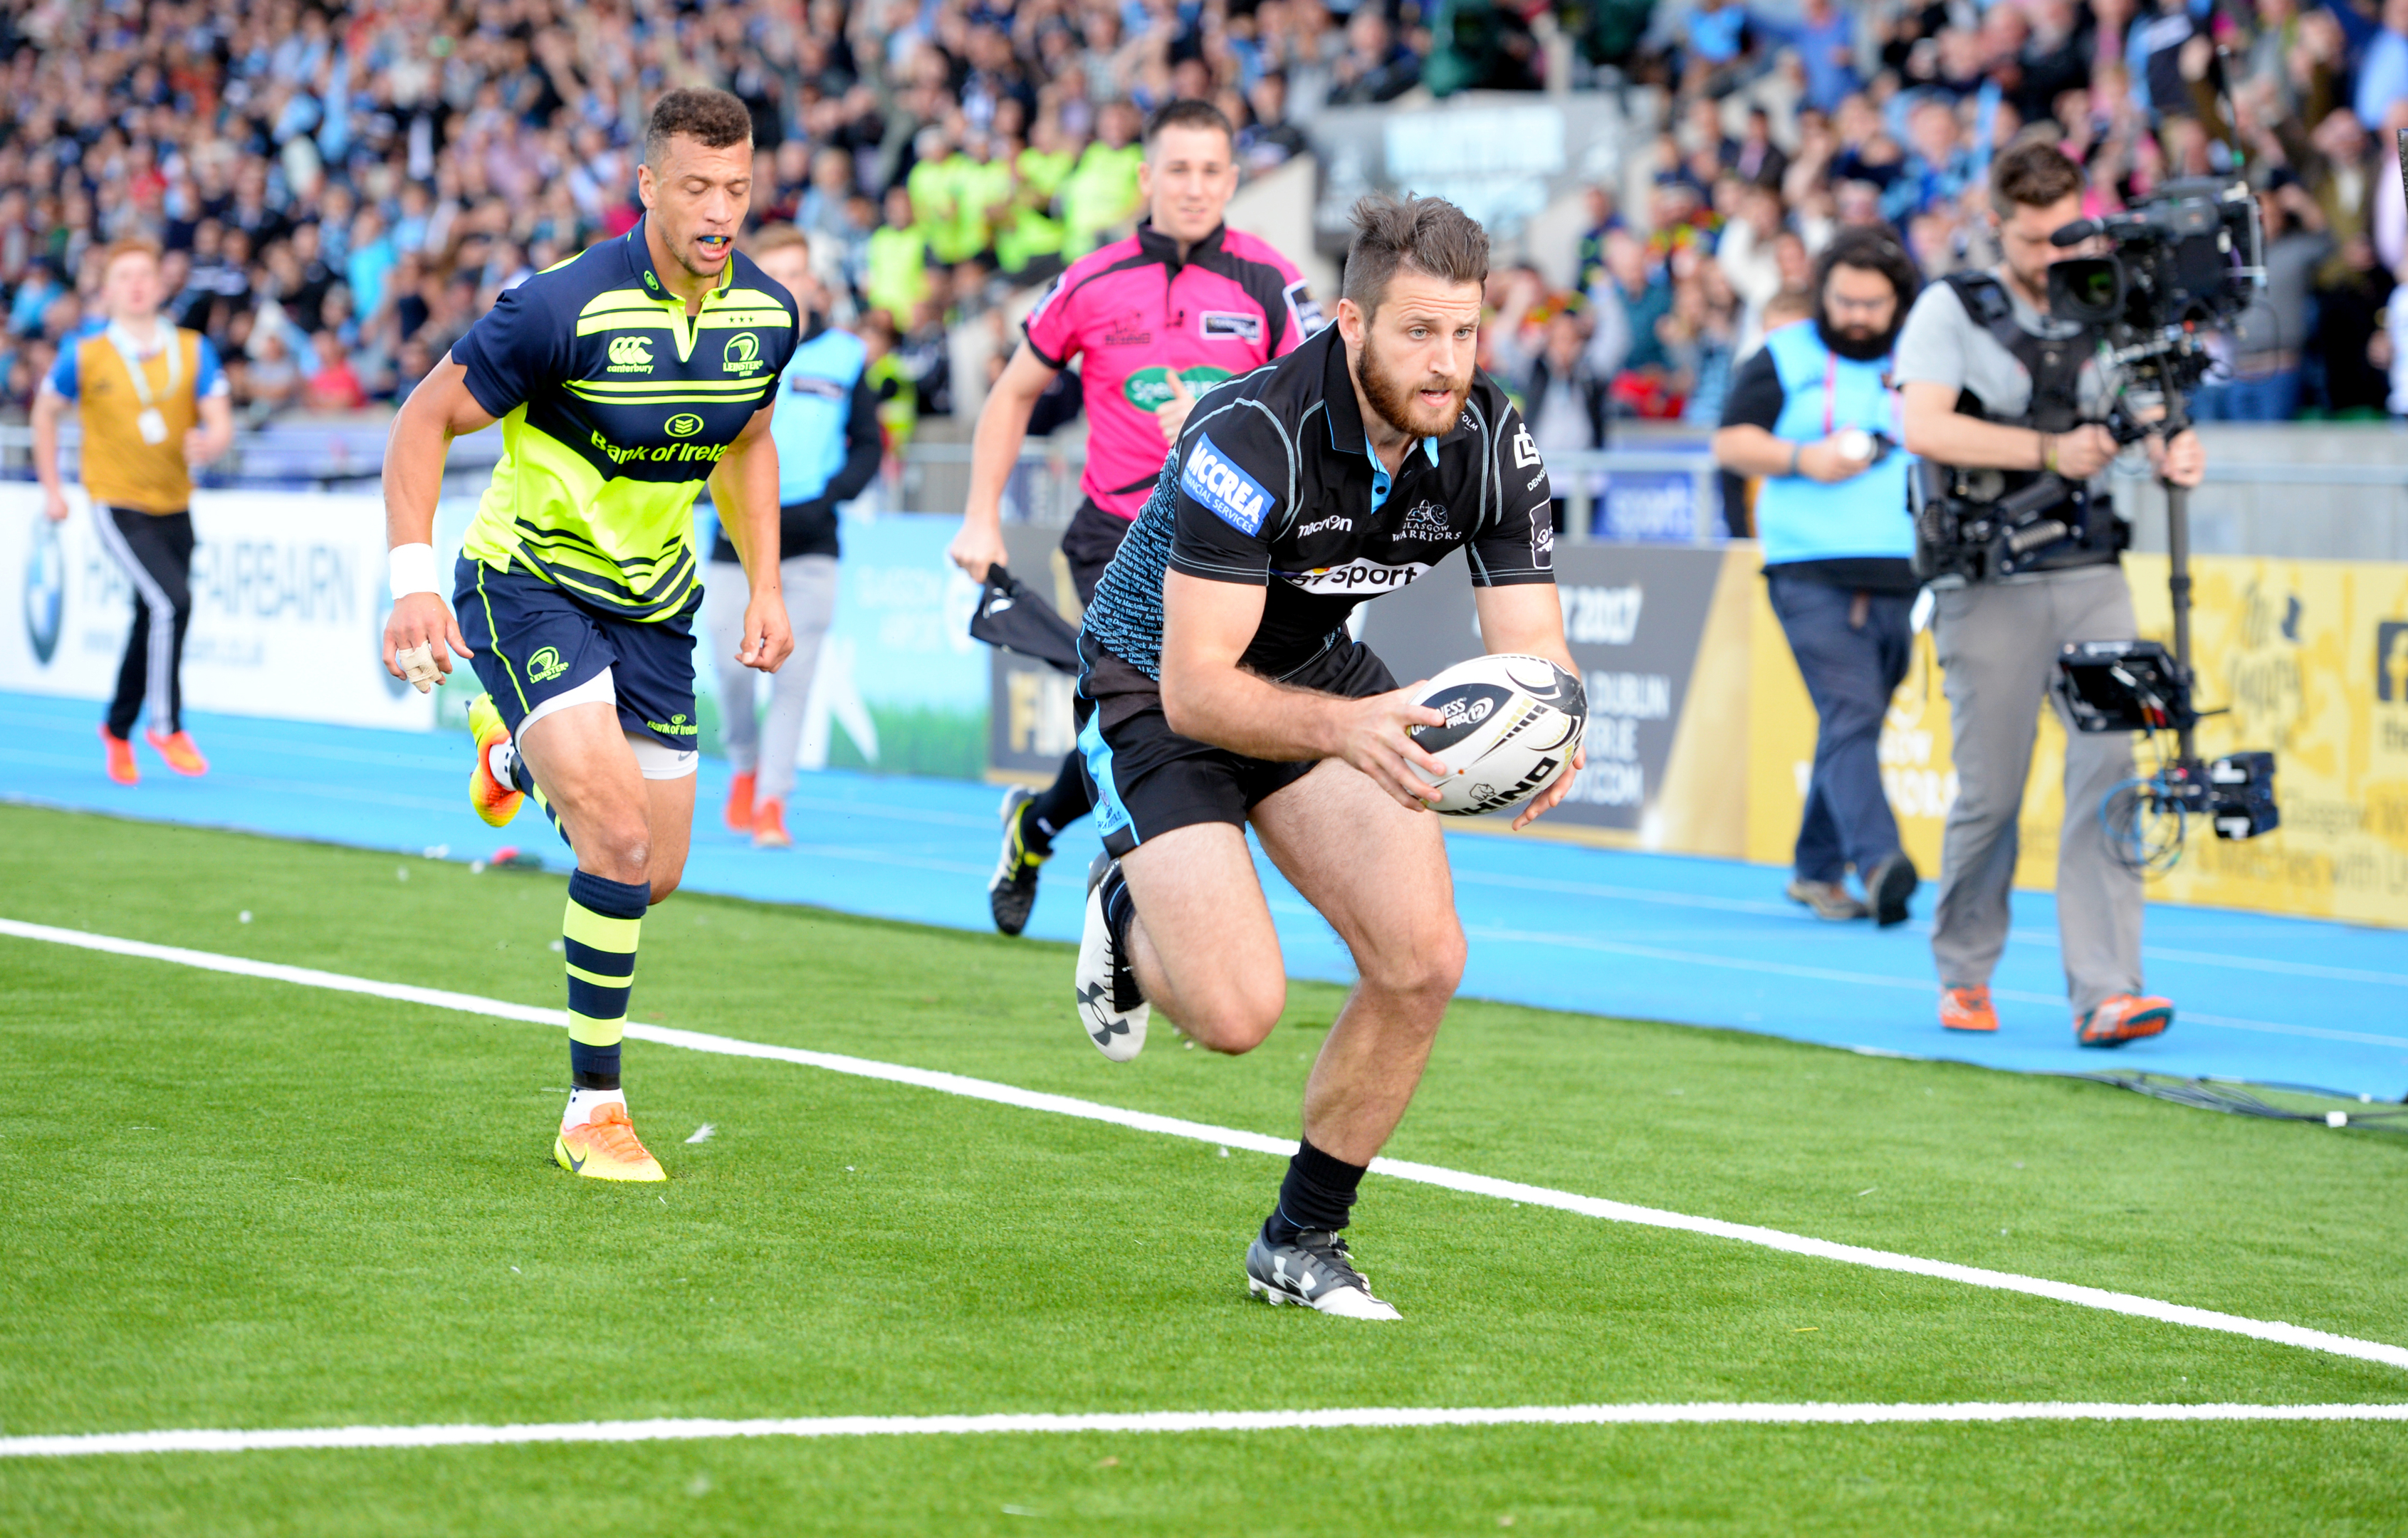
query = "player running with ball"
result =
(380, 90, 798, 1182)
(1073, 194, 1582, 1319)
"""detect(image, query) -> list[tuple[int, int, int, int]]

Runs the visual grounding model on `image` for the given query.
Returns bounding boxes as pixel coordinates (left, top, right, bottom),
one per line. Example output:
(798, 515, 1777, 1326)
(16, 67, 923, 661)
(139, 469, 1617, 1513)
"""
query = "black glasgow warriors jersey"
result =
(1079, 323, 1556, 681)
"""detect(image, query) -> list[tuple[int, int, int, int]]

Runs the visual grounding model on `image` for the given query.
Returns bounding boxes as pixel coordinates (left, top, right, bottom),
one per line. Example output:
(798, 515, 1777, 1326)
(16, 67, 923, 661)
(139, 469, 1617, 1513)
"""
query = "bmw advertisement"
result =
(0, 484, 442, 731)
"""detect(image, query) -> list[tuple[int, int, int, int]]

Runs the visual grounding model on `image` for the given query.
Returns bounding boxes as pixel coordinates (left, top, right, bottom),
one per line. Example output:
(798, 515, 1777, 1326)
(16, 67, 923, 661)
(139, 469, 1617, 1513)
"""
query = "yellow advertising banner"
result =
(1747, 553, 2408, 929)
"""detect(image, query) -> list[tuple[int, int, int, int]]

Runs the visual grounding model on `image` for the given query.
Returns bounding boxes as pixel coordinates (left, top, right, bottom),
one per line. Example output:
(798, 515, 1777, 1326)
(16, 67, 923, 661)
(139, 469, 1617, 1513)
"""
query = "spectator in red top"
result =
(304, 330, 367, 413)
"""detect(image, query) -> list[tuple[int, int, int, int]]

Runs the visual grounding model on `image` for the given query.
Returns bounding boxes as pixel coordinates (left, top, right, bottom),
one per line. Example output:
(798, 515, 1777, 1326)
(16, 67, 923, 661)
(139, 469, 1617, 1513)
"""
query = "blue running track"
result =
(5, 690, 2405, 1100)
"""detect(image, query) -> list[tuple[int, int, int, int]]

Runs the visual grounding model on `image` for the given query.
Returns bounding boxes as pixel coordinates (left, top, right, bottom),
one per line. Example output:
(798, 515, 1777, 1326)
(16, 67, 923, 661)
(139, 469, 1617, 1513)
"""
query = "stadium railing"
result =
(0, 420, 501, 493)
(7, 423, 2402, 560)
(898, 438, 2408, 558)
(897, 439, 1733, 545)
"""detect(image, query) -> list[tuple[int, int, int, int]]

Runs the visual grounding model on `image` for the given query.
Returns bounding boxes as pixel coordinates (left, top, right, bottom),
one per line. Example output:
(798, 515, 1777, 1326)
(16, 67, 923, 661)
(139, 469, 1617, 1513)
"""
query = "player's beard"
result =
(1816, 315, 1898, 362)
(1354, 333, 1472, 440)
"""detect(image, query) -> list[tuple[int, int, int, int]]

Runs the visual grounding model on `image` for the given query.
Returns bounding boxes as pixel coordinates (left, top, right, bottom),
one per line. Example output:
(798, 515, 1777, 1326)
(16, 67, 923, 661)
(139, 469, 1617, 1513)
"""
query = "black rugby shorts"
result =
(1076, 633, 1398, 858)
(1059, 496, 1133, 608)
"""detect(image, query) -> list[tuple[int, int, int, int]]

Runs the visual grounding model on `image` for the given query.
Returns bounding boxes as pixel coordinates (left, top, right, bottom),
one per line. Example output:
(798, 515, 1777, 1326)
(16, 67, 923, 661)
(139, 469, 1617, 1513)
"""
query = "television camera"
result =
(1916, 178, 2281, 872)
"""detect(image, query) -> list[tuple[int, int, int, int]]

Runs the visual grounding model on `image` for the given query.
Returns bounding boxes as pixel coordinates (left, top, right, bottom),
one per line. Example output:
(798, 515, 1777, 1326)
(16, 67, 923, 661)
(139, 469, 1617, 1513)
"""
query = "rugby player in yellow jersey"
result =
(379, 89, 800, 1182)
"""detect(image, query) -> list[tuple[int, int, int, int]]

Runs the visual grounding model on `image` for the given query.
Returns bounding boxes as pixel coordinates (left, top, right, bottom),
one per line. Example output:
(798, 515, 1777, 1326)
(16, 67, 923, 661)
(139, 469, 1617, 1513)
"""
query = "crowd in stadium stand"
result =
(2, 0, 2405, 441)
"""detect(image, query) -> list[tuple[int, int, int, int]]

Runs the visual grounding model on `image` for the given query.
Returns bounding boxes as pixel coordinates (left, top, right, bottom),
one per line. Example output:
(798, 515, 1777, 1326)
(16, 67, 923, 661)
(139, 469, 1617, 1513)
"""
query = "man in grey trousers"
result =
(704, 226, 881, 847)
(1894, 139, 2205, 1046)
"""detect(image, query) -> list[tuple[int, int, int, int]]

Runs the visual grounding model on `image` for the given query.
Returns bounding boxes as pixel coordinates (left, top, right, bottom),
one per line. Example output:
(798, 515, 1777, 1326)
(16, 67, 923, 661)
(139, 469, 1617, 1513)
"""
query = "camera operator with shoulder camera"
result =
(1713, 226, 1924, 928)
(1894, 140, 2204, 1047)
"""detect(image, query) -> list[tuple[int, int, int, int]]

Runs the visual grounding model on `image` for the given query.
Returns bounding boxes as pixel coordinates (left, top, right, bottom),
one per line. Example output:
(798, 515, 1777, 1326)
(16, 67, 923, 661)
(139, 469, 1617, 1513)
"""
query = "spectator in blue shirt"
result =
(1687, 0, 1749, 66)
(1764, 0, 1860, 114)
(2355, 0, 2408, 131)
(345, 207, 397, 323)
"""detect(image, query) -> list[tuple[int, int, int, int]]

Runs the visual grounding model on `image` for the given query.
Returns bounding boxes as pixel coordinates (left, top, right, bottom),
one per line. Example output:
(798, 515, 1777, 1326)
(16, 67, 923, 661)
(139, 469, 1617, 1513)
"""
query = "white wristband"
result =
(388, 543, 440, 599)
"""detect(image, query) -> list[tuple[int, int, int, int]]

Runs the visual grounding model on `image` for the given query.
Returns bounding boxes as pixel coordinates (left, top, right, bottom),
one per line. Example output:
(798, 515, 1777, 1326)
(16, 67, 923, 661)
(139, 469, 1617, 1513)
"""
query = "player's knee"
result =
(582, 817, 651, 883)
(1367, 923, 1465, 1006)
(1183, 978, 1286, 1055)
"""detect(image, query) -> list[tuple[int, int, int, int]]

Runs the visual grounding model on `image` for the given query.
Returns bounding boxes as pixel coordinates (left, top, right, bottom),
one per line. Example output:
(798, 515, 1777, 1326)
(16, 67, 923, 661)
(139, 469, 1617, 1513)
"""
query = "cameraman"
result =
(1712, 226, 1923, 927)
(1894, 140, 2204, 1047)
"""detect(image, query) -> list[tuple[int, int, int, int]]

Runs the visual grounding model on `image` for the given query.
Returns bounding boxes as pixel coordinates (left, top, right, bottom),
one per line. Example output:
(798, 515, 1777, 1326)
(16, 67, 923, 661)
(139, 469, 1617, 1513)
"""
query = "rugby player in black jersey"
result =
(1073, 194, 1583, 1320)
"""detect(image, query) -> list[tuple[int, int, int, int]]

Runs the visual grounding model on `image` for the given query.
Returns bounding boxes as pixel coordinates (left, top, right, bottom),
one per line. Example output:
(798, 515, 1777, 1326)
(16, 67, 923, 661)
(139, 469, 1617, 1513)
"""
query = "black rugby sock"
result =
(1099, 864, 1142, 1011)
(1101, 865, 1135, 953)
(1265, 1137, 1368, 1244)
(1023, 749, 1097, 855)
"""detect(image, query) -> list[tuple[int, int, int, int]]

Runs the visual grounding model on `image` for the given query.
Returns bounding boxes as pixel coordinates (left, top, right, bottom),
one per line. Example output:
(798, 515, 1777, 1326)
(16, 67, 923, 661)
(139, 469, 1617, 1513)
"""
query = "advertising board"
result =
(1746, 552, 2408, 928)
(2, 483, 435, 731)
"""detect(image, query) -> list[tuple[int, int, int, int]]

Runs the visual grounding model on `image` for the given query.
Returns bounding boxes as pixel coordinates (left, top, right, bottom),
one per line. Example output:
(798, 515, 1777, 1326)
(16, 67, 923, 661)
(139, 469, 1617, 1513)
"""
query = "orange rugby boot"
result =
(100, 726, 138, 785)
(1940, 985, 1998, 1032)
(466, 694, 525, 827)
(145, 727, 207, 776)
(554, 1101, 666, 1183)
(724, 770, 756, 832)
(2075, 994, 2173, 1047)
(751, 797, 791, 849)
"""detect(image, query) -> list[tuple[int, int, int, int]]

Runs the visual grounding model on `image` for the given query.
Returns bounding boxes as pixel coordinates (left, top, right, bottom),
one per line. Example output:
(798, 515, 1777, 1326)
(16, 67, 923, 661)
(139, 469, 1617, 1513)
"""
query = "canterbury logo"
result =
(606, 335, 651, 371)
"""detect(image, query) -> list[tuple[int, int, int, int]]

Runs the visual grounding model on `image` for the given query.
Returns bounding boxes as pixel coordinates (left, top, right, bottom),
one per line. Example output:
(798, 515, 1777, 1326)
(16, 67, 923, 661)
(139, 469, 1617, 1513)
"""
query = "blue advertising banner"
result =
(1591, 471, 1703, 543)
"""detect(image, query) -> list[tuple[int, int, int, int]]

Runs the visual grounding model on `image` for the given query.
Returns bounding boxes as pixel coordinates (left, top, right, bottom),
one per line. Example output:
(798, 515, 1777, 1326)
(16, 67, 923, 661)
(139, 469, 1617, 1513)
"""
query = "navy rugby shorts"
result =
(1076, 632, 1398, 858)
(454, 555, 702, 752)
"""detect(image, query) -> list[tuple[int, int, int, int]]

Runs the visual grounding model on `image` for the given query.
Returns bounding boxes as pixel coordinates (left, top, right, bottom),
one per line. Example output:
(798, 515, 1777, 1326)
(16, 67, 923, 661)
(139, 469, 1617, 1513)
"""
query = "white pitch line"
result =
(5, 916, 2406, 1377)
(6, 1402, 2406, 1458)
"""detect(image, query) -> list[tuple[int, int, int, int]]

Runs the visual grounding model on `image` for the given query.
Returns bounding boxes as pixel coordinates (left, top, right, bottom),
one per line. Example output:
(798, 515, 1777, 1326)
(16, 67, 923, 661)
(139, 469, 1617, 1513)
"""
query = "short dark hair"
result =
(1340, 193, 1490, 321)
(1811, 225, 1920, 320)
(644, 88, 753, 169)
(1143, 98, 1234, 152)
(1989, 138, 2083, 216)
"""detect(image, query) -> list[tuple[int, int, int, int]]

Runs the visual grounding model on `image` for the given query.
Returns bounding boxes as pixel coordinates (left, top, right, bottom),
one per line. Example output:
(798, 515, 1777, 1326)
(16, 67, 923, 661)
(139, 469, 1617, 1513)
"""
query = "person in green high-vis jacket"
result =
(951, 136, 1017, 265)
(864, 186, 933, 324)
(998, 109, 1079, 276)
(905, 130, 965, 264)
(1059, 101, 1145, 257)
(1017, 113, 1079, 208)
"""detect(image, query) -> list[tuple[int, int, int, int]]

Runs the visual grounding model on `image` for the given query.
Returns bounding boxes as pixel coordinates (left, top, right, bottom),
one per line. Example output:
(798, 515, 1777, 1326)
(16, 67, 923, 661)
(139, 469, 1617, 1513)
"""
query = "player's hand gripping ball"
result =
(1406, 654, 1588, 817)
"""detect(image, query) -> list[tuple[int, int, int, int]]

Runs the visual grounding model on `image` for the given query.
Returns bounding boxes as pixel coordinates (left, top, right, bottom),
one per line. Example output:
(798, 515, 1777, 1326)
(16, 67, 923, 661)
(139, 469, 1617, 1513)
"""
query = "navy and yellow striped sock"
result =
(563, 869, 649, 1090)
(508, 753, 572, 849)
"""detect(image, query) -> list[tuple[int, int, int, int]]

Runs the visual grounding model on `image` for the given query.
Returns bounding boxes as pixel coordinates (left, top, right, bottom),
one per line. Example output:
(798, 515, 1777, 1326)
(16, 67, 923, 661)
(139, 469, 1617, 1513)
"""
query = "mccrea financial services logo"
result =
(1182, 434, 1271, 535)
(23, 513, 64, 665)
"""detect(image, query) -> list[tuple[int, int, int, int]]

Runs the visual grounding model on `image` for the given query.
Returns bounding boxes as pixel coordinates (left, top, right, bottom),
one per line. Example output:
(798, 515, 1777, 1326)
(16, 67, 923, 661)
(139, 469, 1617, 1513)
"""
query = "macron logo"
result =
(1182, 434, 1272, 535)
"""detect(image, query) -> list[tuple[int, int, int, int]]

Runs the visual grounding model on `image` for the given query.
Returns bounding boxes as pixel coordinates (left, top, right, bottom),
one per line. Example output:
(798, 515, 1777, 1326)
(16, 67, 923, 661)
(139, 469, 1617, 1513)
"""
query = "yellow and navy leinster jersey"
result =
(452, 218, 800, 621)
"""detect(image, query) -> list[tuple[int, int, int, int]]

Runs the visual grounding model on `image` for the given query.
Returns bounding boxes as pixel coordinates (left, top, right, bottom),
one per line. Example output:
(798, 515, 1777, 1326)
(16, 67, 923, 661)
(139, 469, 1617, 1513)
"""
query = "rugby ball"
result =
(1406, 654, 1588, 817)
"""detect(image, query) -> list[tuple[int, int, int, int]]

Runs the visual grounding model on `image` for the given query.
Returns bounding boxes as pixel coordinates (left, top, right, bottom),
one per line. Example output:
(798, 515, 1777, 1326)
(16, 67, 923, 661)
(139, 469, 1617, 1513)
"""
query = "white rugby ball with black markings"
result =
(1406, 654, 1588, 817)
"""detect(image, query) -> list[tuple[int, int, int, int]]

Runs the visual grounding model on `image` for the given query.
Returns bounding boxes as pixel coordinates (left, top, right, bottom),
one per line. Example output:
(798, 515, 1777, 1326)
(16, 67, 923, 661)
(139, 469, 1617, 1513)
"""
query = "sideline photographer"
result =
(1895, 140, 2204, 1047)
(1712, 227, 1923, 927)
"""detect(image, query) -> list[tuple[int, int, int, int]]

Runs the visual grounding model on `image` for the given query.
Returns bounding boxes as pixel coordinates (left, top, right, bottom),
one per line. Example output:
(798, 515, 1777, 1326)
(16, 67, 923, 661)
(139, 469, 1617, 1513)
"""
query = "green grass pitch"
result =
(0, 804, 2403, 1535)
